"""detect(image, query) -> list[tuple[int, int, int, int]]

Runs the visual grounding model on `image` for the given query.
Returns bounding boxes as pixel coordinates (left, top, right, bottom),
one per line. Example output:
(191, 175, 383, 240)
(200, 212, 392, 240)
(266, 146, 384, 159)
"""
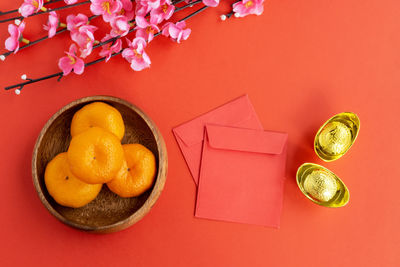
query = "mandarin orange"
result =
(71, 102, 125, 140)
(107, 144, 156, 198)
(67, 127, 124, 184)
(45, 153, 102, 208)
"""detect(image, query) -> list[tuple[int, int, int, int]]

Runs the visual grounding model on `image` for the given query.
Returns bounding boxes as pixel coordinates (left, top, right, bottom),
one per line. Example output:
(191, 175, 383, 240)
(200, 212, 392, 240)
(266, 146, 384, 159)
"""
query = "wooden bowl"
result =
(32, 96, 167, 233)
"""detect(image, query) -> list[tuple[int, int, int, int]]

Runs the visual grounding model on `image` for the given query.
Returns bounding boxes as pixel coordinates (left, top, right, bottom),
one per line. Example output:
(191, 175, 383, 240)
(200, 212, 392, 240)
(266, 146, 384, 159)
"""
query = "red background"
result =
(0, 0, 399, 266)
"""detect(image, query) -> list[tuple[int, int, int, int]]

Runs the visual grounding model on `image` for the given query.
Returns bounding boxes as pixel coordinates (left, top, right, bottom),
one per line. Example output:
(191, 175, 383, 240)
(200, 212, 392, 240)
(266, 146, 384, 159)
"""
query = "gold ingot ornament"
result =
(296, 163, 349, 207)
(314, 112, 360, 162)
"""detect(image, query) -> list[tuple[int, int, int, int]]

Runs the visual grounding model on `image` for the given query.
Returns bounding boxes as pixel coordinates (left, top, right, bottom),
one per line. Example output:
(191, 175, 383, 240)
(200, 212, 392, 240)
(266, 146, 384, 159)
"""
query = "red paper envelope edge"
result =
(172, 95, 263, 185)
(195, 125, 288, 228)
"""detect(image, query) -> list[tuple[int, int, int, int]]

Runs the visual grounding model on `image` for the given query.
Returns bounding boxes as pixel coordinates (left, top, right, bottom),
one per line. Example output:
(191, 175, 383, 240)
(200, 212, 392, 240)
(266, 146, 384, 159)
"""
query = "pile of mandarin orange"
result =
(44, 102, 156, 208)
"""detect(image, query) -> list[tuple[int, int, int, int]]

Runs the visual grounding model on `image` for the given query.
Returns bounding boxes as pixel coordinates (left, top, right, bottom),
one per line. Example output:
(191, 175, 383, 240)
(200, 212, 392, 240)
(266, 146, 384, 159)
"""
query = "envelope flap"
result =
(173, 95, 258, 146)
(205, 125, 288, 155)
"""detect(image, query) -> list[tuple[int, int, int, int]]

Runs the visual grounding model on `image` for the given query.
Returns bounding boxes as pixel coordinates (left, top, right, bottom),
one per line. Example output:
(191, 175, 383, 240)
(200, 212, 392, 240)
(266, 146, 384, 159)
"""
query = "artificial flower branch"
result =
(4, 1, 207, 93)
(101, 2, 208, 57)
(175, 0, 202, 12)
(0, 0, 64, 17)
(2, 0, 190, 59)
(0, 0, 91, 23)
(1, 15, 99, 59)
(0, 9, 21, 17)
(1, 0, 191, 61)
(91, 0, 199, 51)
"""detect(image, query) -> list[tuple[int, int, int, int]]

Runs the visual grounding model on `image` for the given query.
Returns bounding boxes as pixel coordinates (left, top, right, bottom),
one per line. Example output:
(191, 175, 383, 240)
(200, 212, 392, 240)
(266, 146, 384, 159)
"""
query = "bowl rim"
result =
(32, 95, 168, 233)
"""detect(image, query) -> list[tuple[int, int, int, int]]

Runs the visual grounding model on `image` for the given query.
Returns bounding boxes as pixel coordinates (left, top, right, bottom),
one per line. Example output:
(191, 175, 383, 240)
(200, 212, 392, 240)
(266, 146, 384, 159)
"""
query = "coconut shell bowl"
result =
(32, 96, 167, 233)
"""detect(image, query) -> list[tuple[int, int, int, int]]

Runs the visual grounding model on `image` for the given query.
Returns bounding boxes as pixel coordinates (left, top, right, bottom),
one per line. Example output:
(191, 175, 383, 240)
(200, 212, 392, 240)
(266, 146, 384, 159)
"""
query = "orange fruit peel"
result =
(67, 127, 124, 184)
(71, 102, 125, 140)
(107, 144, 156, 198)
(45, 153, 102, 208)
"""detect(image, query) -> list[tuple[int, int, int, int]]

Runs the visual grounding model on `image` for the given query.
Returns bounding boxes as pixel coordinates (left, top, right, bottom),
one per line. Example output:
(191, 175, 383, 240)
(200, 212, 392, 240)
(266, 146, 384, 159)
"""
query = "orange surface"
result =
(0, 0, 399, 266)
(44, 153, 102, 208)
(107, 144, 156, 198)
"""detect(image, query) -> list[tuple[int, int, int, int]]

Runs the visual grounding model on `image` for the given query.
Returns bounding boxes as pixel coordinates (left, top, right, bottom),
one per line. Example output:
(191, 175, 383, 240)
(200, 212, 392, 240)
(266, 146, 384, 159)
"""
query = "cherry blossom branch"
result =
(5, 72, 65, 93)
(0, 9, 20, 17)
(0, 0, 64, 17)
(1, 0, 191, 60)
(172, 0, 186, 5)
(92, 0, 202, 51)
(4, 3, 209, 93)
(1, 15, 99, 60)
(80, 4, 210, 65)
(220, 11, 234, 20)
(220, 0, 244, 21)
(0, 0, 91, 23)
(175, 0, 202, 12)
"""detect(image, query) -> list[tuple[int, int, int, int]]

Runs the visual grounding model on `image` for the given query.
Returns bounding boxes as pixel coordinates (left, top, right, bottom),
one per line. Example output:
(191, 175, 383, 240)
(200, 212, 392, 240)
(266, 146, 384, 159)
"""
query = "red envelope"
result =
(173, 95, 263, 185)
(195, 125, 288, 227)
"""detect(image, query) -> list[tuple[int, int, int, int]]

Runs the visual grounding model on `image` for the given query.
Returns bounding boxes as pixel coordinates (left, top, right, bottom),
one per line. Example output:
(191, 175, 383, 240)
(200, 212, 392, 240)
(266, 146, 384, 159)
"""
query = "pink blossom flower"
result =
(71, 25, 98, 58)
(99, 34, 122, 62)
(143, 0, 162, 9)
(135, 3, 150, 16)
(5, 22, 26, 53)
(58, 44, 85, 75)
(233, 0, 264, 17)
(202, 0, 219, 7)
(135, 16, 159, 42)
(43, 11, 59, 38)
(161, 21, 191, 43)
(150, 0, 174, 24)
(122, 37, 151, 71)
(19, 0, 45, 18)
(136, 0, 161, 16)
(118, 0, 135, 21)
(64, 0, 78, 3)
(110, 15, 131, 37)
(90, 0, 122, 22)
(66, 13, 89, 33)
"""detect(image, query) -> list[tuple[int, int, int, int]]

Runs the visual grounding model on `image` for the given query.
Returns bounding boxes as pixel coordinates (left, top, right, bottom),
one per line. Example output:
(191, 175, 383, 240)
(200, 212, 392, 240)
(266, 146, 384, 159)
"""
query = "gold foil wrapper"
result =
(303, 169, 337, 202)
(314, 112, 360, 162)
(296, 163, 350, 207)
(318, 121, 352, 156)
